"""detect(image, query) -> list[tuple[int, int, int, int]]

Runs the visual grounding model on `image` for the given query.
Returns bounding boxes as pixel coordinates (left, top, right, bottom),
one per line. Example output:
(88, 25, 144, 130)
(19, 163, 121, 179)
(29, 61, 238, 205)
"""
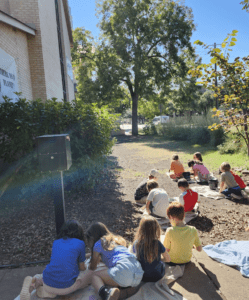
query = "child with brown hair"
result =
(178, 178, 199, 212)
(20, 220, 92, 300)
(163, 202, 202, 265)
(132, 216, 170, 282)
(146, 179, 169, 218)
(188, 159, 210, 182)
(86, 222, 143, 300)
(169, 154, 185, 179)
(219, 162, 243, 200)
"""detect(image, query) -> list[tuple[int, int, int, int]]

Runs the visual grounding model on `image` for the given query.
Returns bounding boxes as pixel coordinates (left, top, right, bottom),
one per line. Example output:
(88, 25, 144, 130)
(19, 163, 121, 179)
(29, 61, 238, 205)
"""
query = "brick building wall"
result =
(0, 0, 74, 102)
(38, 0, 64, 101)
(0, 23, 33, 100)
(8, 0, 47, 101)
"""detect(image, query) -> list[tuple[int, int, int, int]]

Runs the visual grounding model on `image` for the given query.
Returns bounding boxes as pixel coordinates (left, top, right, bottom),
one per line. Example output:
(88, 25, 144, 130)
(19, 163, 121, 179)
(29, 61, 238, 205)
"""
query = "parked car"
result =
(152, 115, 170, 125)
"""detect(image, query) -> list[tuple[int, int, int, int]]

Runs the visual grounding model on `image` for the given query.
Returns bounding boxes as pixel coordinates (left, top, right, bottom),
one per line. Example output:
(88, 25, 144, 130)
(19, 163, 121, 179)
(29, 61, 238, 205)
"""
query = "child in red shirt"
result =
(178, 179, 199, 212)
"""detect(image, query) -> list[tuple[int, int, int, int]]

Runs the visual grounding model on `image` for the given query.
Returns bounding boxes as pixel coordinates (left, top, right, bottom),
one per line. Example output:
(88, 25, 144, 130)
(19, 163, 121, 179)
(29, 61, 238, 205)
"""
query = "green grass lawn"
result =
(135, 135, 249, 173)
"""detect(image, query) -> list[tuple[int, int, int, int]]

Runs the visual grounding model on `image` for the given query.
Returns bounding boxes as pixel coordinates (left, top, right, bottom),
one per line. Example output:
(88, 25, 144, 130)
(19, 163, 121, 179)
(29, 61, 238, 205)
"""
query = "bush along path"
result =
(1, 135, 249, 267)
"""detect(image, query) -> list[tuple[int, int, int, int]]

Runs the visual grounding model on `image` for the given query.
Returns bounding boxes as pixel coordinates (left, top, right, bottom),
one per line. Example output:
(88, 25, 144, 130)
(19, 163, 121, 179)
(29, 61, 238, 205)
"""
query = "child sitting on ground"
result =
(219, 167, 248, 199)
(20, 220, 92, 300)
(219, 162, 243, 200)
(178, 178, 199, 212)
(188, 159, 210, 182)
(134, 169, 159, 205)
(132, 216, 170, 282)
(86, 222, 144, 300)
(146, 180, 169, 218)
(169, 154, 185, 179)
(163, 202, 202, 265)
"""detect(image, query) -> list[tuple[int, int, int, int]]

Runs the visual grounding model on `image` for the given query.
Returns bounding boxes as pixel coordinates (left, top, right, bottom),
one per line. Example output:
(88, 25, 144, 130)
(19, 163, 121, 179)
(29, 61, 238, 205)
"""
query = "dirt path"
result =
(112, 136, 249, 246)
(1, 135, 249, 266)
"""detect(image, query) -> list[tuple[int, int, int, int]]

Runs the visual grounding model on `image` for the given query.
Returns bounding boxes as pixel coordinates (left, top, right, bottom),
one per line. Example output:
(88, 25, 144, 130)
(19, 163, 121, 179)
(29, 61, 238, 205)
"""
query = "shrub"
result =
(148, 113, 224, 146)
(0, 97, 116, 163)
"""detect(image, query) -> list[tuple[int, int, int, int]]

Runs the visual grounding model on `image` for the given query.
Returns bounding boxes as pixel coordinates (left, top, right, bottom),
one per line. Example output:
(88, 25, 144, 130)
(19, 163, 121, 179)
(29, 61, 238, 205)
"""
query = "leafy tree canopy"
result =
(94, 0, 195, 134)
(189, 30, 249, 154)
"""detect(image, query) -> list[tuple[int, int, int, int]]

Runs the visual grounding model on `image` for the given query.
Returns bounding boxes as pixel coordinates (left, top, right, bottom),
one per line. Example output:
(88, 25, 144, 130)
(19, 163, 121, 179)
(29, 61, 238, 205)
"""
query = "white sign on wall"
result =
(0, 48, 19, 102)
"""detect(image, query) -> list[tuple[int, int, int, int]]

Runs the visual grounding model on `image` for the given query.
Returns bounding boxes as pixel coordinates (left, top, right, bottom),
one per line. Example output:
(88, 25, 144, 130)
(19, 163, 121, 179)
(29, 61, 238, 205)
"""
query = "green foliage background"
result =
(0, 97, 116, 163)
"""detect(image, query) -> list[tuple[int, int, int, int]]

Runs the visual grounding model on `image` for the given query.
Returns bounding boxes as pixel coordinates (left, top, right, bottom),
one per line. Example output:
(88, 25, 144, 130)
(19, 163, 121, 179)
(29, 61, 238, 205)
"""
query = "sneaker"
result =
(99, 286, 120, 300)
(231, 193, 243, 200)
(241, 190, 249, 199)
(20, 276, 32, 300)
(107, 288, 120, 300)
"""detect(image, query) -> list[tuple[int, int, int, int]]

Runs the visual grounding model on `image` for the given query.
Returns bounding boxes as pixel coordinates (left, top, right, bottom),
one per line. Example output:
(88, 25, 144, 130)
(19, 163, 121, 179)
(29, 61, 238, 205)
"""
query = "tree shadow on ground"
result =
(169, 262, 223, 300)
(0, 155, 136, 266)
(114, 135, 215, 156)
(188, 216, 214, 232)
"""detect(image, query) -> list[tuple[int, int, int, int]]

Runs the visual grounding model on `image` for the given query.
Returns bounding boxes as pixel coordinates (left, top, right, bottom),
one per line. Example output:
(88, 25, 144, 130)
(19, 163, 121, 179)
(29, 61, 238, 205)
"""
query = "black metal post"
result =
(51, 171, 66, 235)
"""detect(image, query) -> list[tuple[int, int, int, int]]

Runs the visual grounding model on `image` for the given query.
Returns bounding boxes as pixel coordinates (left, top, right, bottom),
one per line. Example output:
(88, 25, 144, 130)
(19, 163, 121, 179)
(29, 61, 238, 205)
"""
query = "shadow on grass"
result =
(115, 135, 217, 156)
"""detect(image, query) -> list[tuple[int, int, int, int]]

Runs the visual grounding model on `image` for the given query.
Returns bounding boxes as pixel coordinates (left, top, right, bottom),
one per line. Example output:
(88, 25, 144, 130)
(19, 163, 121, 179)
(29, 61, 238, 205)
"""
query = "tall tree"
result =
(71, 28, 126, 108)
(96, 0, 195, 135)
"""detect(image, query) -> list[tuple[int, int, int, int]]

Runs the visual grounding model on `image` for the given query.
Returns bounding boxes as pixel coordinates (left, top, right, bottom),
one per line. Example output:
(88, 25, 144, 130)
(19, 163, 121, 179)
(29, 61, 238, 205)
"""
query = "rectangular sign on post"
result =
(0, 48, 19, 102)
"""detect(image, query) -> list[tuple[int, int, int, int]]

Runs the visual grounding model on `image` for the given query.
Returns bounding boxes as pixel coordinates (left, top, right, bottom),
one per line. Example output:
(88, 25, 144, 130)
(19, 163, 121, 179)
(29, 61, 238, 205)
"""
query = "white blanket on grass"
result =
(192, 185, 223, 200)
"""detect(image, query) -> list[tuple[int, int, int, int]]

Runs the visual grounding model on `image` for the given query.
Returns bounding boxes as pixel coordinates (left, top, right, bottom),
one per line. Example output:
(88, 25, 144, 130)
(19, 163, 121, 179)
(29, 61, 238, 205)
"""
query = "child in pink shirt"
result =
(188, 160, 209, 182)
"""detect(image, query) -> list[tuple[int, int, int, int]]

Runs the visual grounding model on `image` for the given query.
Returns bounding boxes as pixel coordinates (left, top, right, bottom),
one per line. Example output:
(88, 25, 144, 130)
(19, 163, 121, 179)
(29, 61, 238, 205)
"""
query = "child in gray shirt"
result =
(219, 162, 243, 199)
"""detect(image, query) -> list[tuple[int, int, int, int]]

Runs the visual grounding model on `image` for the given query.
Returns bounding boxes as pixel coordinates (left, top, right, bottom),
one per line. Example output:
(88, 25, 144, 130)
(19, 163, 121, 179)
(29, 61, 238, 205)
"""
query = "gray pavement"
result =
(1, 251, 248, 300)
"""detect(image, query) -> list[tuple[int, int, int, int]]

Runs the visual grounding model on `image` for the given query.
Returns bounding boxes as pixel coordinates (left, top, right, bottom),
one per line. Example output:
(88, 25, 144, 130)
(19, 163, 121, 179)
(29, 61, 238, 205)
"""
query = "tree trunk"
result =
(132, 94, 138, 135)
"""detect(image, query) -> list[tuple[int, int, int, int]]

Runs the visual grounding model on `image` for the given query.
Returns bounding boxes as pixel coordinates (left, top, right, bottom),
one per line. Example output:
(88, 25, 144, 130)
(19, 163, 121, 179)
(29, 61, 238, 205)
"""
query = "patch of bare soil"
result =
(0, 135, 249, 267)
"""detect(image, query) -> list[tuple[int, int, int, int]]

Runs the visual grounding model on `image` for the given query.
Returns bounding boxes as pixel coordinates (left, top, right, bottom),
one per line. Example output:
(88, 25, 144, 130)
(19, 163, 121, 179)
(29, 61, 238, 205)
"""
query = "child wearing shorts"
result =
(86, 222, 144, 300)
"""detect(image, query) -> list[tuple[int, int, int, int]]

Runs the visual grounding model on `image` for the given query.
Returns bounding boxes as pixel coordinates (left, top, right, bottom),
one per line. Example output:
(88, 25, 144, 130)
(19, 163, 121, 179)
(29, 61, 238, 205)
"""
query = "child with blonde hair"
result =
(86, 222, 143, 300)
(163, 202, 202, 265)
(132, 216, 170, 282)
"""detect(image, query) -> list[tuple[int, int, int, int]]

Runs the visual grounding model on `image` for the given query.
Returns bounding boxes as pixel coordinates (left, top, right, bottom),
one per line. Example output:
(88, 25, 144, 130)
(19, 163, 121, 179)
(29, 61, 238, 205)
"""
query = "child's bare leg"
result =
(92, 269, 120, 299)
(92, 269, 119, 291)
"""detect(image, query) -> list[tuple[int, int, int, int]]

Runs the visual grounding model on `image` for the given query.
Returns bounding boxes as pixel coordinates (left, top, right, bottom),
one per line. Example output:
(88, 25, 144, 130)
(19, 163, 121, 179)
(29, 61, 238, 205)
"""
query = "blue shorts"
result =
(108, 256, 144, 287)
(221, 186, 242, 197)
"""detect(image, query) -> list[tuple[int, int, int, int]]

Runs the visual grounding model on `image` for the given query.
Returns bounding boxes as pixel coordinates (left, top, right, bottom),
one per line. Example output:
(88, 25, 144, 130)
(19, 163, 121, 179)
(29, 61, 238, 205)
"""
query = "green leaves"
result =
(0, 97, 116, 163)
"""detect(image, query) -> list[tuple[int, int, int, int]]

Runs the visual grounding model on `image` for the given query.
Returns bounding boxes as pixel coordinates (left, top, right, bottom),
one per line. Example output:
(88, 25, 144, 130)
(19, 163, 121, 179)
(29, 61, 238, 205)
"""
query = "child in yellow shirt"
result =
(163, 202, 202, 265)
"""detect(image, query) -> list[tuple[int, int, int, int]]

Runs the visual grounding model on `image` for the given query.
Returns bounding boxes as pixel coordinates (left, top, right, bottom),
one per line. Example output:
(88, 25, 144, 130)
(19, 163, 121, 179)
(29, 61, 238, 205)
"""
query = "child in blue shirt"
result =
(132, 216, 170, 282)
(86, 222, 144, 300)
(20, 220, 92, 300)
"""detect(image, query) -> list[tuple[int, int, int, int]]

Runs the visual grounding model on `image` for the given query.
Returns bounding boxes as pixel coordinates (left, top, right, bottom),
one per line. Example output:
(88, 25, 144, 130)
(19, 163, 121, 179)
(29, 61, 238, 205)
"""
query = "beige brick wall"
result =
(38, 0, 63, 101)
(0, 22, 33, 100)
(9, 0, 47, 101)
(60, 0, 75, 102)
(0, 0, 10, 14)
